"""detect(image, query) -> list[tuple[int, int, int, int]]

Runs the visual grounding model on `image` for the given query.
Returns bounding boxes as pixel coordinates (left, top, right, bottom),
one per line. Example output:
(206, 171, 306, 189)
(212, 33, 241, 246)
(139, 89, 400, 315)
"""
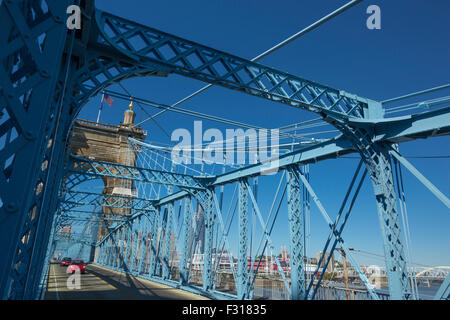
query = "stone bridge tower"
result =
(69, 103, 146, 240)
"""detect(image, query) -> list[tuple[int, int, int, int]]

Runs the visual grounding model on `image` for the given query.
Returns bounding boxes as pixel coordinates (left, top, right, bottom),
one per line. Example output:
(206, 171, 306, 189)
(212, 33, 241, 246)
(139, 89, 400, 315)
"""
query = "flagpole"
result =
(97, 93, 104, 123)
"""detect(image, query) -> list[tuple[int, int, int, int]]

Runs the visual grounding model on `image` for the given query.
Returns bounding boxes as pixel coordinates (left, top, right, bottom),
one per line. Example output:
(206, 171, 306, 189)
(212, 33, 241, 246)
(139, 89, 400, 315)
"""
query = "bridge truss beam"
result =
(0, 0, 448, 301)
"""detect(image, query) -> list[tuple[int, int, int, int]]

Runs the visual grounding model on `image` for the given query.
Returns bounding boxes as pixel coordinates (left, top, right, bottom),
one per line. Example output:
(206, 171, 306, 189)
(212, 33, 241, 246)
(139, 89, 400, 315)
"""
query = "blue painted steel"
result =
(130, 217, 139, 273)
(94, 10, 368, 119)
(389, 149, 450, 208)
(211, 192, 238, 287)
(123, 222, 132, 271)
(295, 167, 379, 299)
(115, 228, 124, 270)
(309, 166, 371, 300)
(202, 190, 215, 291)
(237, 180, 249, 299)
(1, 0, 448, 301)
(162, 202, 174, 279)
(0, 0, 73, 299)
(150, 207, 160, 276)
(365, 148, 411, 299)
(245, 181, 292, 297)
(138, 214, 150, 274)
(67, 155, 208, 190)
(179, 197, 192, 285)
(434, 273, 450, 300)
(286, 166, 306, 300)
(61, 190, 157, 212)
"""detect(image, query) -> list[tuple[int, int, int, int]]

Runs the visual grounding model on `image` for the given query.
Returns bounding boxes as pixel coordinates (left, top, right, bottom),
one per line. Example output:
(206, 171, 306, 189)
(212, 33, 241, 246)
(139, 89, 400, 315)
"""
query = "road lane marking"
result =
(52, 264, 60, 300)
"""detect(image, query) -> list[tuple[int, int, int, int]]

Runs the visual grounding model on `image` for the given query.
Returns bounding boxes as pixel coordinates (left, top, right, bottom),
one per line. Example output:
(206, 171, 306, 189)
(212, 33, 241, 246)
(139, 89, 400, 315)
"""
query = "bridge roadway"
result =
(45, 262, 209, 300)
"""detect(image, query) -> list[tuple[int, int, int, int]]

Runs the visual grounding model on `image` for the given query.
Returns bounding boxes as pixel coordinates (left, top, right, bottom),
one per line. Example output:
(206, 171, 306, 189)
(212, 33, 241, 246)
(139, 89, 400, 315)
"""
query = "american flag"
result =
(104, 94, 114, 106)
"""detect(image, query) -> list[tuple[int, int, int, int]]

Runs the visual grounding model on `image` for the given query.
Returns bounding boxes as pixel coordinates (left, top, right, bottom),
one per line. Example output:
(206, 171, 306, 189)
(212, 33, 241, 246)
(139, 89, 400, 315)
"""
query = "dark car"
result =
(60, 257, 72, 267)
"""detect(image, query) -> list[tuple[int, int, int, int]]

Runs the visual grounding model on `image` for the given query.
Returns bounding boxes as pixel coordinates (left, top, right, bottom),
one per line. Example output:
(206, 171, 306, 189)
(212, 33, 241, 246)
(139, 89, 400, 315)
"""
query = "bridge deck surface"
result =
(45, 263, 208, 300)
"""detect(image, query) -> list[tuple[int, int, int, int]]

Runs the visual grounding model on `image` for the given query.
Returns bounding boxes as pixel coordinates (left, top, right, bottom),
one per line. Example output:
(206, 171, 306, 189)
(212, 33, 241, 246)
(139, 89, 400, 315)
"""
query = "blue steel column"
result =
(286, 166, 306, 300)
(0, 0, 72, 299)
(132, 216, 143, 273)
(130, 217, 139, 273)
(238, 180, 249, 299)
(104, 240, 110, 266)
(335, 112, 411, 299)
(104, 239, 110, 266)
(123, 222, 132, 271)
(367, 147, 410, 299)
(202, 190, 215, 291)
(162, 202, 175, 279)
(102, 242, 107, 266)
(112, 234, 117, 268)
(155, 207, 168, 277)
(150, 208, 161, 276)
(115, 228, 124, 270)
(97, 243, 103, 265)
(105, 238, 111, 266)
(110, 231, 116, 269)
(106, 238, 112, 267)
(179, 197, 192, 285)
(112, 235, 117, 268)
(109, 233, 115, 268)
(138, 214, 149, 274)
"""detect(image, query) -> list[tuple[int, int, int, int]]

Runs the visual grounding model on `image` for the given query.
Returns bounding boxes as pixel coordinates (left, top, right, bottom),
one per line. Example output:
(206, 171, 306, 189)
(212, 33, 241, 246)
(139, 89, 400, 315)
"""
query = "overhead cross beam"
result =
(61, 190, 157, 212)
(67, 155, 210, 190)
(94, 10, 372, 119)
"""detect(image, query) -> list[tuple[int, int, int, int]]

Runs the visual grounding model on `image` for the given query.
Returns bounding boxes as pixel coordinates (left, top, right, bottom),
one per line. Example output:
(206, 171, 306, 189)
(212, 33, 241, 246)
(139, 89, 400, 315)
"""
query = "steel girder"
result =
(330, 117, 412, 299)
(434, 273, 450, 300)
(237, 179, 249, 299)
(1, 0, 448, 300)
(61, 190, 157, 213)
(161, 202, 174, 279)
(149, 207, 160, 277)
(369, 147, 410, 299)
(0, 0, 74, 299)
(137, 214, 149, 274)
(161, 178, 175, 280)
(179, 196, 192, 285)
(286, 165, 306, 300)
(130, 215, 141, 273)
(94, 11, 371, 119)
(200, 189, 215, 292)
(67, 155, 209, 190)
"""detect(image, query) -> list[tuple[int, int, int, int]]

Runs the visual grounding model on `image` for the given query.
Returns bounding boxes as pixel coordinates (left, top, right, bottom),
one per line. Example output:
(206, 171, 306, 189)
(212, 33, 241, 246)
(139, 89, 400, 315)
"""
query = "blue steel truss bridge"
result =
(0, 0, 449, 301)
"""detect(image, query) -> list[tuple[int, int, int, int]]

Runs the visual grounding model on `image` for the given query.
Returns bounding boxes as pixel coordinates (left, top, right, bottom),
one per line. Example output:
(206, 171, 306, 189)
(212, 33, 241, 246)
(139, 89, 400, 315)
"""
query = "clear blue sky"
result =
(75, 0, 450, 267)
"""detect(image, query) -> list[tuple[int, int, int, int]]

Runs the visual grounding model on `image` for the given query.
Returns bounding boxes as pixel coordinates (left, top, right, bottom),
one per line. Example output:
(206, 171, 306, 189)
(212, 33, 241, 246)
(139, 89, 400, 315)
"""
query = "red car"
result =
(60, 257, 72, 267)
(67, 259, 87, 274)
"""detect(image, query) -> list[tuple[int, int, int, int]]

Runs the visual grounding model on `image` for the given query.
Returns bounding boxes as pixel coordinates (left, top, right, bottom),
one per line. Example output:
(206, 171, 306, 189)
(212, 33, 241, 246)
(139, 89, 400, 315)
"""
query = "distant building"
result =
(59, 225, 72, 235)
(317, 251, 335, 273)
(281, 245, 289, 261)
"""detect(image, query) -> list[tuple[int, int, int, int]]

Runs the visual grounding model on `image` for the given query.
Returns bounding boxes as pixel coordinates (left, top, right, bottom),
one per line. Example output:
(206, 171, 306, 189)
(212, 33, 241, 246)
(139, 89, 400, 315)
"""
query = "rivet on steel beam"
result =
(24, 130, 36, 140)
(53, 16, 63, 24)
(40, 70, 50, 78)
(5, 202, 18, 213)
